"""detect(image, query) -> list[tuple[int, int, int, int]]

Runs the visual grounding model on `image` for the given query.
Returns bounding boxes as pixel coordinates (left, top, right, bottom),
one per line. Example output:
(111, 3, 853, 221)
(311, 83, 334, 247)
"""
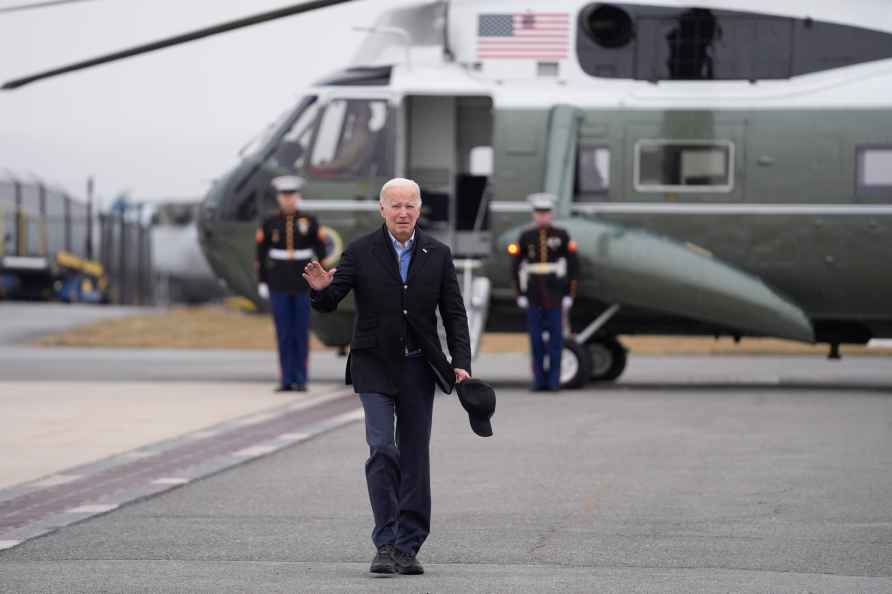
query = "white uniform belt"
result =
(268, 248, 315, 260)
(518, 258, 566, 292)
(526, 260, 566, 276)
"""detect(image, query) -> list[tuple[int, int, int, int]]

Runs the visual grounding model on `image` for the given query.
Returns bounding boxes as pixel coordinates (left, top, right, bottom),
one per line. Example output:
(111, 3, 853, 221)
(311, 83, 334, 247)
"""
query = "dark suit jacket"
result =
(311, 225, 472, 396)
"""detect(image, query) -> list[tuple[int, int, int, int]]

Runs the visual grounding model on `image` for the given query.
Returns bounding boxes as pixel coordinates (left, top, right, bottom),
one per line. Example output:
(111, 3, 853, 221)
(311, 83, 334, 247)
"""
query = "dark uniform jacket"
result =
(256, 209, 327, 294)
(512, 224, 579, 309)
(311, 225, 472, 396)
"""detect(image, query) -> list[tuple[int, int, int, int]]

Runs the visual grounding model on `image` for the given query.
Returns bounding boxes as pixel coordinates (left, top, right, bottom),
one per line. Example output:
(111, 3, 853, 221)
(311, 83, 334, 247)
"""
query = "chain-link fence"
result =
(0, 173, 153, 304)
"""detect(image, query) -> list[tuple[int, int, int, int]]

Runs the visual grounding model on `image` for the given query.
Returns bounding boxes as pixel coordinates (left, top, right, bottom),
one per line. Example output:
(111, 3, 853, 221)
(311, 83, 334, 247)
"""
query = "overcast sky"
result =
(0, 0, 407, 202)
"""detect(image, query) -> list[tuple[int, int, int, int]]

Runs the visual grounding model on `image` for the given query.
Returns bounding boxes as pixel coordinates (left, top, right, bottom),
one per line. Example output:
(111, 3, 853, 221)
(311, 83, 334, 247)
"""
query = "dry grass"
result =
(34, 305, 293, 351)
(33, 304, 892, 357)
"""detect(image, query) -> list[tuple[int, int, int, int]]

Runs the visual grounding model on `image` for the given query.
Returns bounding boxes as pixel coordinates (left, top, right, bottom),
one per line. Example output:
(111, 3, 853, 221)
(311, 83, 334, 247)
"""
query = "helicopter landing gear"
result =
(560, 339, 593, 389)
(588, 336, 628, 382)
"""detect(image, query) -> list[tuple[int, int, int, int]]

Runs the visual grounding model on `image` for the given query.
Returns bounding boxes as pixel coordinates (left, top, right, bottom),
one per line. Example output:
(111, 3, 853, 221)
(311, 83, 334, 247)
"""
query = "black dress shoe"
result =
(291, 383, 307, 392)
(369, 544, 395, 574)
(392, 548, 424, 575)
(274, 385, 293, 393)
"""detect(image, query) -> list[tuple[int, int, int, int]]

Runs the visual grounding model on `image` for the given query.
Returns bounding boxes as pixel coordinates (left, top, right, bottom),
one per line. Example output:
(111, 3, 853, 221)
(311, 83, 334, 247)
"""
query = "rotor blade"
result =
(2, 0, 355, 90)
(0, 0, 99, 15)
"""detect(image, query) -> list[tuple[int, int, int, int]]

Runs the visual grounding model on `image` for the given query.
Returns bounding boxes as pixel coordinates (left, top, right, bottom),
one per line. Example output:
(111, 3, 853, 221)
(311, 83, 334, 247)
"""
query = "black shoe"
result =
(291, 383, 307, 392)
(274, 385, 293, 393)
(369, 545, 396, 574)
(392, 548, 424, 575)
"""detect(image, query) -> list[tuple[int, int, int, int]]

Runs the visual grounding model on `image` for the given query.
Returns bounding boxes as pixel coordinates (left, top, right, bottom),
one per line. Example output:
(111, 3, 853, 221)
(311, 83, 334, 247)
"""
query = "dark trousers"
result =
(269, 291, 310, 386)
(526, 305, 563, 389)
(359, 356, 435, 555)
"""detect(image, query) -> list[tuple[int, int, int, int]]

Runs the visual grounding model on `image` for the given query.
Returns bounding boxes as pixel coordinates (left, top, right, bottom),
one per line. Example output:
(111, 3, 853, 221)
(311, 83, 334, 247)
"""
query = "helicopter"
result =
(5, 0, 892, 388)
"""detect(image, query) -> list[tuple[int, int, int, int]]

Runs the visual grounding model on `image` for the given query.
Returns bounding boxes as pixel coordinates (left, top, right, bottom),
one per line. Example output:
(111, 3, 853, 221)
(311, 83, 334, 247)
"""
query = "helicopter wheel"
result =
(559, 338, 593, 389)
(588, 336, 628, 382)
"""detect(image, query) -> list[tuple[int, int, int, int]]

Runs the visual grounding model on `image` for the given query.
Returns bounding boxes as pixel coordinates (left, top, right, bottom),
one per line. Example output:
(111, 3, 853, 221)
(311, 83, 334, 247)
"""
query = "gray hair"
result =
(379, 177, 422, 204)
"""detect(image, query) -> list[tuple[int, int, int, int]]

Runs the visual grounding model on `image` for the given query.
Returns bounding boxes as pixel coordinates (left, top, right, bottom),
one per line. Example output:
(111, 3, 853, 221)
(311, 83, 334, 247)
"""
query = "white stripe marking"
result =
(121, 451, 156, 459)
(321, 409, 365, 427)
(0, 540, 21, 551)
(277, 432, 311, 442)
(151, 477, 190, 485)
(33, 474, 81, 487)
(66, 504, 119, 514)
(234, 412, 280, 427)
(232, 445, 279, 458)
(299, 199, 380, 212)
(188, 430, 220, 440)
(490, 201, 892, 215)
(573, 202, 892, 215)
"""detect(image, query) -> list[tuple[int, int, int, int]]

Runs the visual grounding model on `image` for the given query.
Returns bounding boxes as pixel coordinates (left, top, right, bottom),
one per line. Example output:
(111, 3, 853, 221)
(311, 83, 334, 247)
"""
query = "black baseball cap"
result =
(455, 379, 496, 437)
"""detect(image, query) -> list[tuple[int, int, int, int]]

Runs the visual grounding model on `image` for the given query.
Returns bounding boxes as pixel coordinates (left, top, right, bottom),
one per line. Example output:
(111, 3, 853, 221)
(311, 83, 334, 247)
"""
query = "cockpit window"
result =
(238, 107, 293, 159)
(270, 98, 321, 171)
(306, 99, 391, 179)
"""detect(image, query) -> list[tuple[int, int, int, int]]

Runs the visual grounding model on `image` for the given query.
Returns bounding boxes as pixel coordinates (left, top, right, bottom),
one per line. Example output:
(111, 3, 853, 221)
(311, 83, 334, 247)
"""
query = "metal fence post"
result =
(86, 177, 94, 261)
(64, 194, 72, 253)
(118, 211, 127, 305)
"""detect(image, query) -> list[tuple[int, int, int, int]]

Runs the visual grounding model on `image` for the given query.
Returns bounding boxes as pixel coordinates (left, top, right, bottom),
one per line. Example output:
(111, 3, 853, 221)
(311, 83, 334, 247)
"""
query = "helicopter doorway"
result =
(404, 95, 494, 257)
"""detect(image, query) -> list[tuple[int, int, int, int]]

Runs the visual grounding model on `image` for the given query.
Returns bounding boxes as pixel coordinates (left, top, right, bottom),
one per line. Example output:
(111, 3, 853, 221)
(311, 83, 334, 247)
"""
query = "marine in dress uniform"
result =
(256, 175, 327, 392)
(510, 193, 579, 391)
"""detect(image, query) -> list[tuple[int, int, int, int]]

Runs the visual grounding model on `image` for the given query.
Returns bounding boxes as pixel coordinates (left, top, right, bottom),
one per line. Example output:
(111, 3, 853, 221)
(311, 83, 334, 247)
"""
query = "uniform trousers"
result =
(526, 305, 563, 389)
(269, 291, 310, 386)
(358, 355, 435, 555)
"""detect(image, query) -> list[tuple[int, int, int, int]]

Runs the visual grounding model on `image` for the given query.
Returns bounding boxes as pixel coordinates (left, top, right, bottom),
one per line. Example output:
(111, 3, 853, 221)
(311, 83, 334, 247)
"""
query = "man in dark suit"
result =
(303, 177, 471, 576)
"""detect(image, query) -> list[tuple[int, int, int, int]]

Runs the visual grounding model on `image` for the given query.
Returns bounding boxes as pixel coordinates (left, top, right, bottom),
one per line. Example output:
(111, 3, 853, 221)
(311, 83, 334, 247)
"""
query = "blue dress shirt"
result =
(389, 229, 415, 282)
(388, 229, 420, 355)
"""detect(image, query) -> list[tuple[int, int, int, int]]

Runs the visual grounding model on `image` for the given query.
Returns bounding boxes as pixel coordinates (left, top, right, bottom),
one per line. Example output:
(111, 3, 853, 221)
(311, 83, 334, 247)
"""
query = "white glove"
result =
(258, 283, 269, 300)
(516, 296, 529, 309)
(562, 296, 573, 310)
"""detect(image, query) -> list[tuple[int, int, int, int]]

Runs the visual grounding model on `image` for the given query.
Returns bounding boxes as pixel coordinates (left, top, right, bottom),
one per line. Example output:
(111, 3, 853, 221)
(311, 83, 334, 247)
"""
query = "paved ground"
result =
(0, 381, 341, 489)
(0, 303, 149, 345)
(1, 345, 891, 592)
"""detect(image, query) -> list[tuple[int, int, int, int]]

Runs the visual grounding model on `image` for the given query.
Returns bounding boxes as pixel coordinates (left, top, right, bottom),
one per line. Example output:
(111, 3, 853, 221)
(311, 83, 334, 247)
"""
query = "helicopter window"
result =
(856, 147, 892, 192)
(272, 98, 320, 171)
(635, 140, 732, 192)
(576, 146, 610, 194)
(238, 109, 291, 159)
(307, 99, 390, 179)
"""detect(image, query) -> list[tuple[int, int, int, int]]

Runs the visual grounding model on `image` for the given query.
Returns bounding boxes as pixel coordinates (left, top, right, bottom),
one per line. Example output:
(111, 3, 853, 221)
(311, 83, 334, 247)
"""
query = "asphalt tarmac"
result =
(2, 343, 891, 592)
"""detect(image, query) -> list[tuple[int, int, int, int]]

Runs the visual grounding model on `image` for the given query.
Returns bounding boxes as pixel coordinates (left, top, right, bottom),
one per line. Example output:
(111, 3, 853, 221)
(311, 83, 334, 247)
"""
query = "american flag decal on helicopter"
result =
(476, 12, 570, 60)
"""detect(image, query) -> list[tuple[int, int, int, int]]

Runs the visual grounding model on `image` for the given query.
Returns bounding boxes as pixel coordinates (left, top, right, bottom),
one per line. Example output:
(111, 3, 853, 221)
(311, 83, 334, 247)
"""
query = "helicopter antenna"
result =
(0, 0, 99, 15)
(2, 0, 356, 90)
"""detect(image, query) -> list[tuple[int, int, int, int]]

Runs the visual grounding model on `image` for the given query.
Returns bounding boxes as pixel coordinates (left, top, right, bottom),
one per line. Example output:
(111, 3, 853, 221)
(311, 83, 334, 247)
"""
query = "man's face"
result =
(379, 185, 421, 239)
(277, 191, 299, 211)
(533, 209, 553, 226)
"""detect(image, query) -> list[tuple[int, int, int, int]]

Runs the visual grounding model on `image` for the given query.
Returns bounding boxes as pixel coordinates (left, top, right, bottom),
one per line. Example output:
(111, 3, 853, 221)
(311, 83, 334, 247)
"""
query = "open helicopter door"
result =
(404, 94, 494, 358)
